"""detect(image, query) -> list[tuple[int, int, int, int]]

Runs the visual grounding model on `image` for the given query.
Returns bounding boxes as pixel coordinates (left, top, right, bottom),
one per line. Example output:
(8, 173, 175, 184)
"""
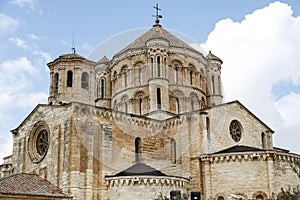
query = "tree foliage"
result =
(271, 186, 300, 200)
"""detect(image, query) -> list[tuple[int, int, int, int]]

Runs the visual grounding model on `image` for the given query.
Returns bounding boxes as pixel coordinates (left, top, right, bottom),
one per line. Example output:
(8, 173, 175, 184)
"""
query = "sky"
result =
(0, 0, 300, 162)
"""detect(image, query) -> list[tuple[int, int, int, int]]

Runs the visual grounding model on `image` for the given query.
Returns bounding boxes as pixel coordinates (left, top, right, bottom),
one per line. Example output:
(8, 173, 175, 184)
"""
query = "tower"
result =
(95, 56, 111, 109)
(47, 53, 96, 105)
(147, 22, 170, 118)
(206, 51, 223, 106)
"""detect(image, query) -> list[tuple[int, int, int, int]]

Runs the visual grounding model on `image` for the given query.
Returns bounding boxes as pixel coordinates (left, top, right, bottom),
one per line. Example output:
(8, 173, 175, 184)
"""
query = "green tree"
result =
(271, 186, 300, 200)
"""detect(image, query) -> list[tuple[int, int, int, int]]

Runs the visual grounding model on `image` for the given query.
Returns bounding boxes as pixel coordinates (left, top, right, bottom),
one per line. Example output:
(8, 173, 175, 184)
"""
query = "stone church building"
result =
(0, 17, 299, 200)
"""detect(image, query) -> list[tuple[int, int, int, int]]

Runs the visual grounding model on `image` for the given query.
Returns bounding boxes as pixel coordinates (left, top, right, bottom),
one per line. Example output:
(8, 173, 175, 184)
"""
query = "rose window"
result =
(229, 120, 242, 142)
(36, 130, 49, 156)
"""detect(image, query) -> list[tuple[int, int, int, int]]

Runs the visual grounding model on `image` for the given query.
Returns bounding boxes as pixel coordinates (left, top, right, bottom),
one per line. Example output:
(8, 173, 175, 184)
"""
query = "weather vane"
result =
(71, 33, 76, 54)
(153, 3, 162, 24)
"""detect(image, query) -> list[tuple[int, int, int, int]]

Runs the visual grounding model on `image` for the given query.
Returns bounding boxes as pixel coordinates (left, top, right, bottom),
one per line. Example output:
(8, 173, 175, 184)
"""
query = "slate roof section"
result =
(106, 163, 167, 177)
(0, 173, 71, 198)
(116, 24, 199, 56)
(213, 145, 265, 154)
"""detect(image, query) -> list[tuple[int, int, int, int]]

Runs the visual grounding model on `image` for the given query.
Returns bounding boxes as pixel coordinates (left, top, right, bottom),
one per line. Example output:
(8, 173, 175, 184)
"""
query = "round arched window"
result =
(229, 120, 242, 142)
(28, 122, 50, 163)
(256, 195, 264, 200)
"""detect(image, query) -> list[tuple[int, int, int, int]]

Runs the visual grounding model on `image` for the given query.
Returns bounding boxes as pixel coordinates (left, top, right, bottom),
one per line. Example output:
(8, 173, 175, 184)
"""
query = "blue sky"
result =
(0, 0, 300, 161)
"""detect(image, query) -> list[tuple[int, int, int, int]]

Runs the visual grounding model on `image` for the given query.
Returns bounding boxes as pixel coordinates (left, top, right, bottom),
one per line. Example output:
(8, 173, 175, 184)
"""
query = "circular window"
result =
(229, 120, 242, 142)
(28, 122, 50, 163)
(36, 130, 49, 156)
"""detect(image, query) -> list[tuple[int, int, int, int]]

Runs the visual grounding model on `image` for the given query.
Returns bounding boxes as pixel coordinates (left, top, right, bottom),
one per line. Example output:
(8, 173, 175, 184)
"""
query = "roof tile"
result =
(116, 25, 198, 56)
(0, 173, 70, 198)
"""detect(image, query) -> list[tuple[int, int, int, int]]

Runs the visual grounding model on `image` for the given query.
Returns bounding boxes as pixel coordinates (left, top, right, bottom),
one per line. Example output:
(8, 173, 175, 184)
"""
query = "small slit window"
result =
(206, 117, 210, 140)
(139, 98, 142, 115)
(157, 56, 161, 77)
(157, 87, 161, 109)
(101, 79, 105, 98)
(175, 98, 179, 114)
(124, 72, 127, 87)
(81, 72, 89, 89)
(151, 57, 154, 77)
(135, 137, 141, 162)
(54, 73, 59, 93)
(261, 132, 266, 149)
(139, 67, 142, 85)
(171, 139, 176, 163)
(67, 70, 73, 87)
(211, 75, 215, 95)
(174, 67, 178, 83)
(125, 103, 128, 113)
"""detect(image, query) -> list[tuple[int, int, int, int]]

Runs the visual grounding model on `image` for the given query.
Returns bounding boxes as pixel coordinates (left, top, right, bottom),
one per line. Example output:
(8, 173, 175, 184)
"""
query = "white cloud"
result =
(0, 57, 36, 76)
(0, 13, 19, 34)
(27, 33, 40, 40)
(0, 57, 48, 163)
(274, 92, 300, 153)
(201, 1, 300, 153)
(11, 0, 36, 9)
(82, 43, 93, 52)
(0, 136, 13, 164)
(0, 57, 48, 113)
(275, 92, 300, 127)
(32, 50, 52, 63)
(8, 37, 28, 48)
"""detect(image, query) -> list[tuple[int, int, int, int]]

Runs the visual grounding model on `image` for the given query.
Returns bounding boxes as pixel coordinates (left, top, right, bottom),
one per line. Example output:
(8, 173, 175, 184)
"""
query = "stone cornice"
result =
(110, 46, 206, 68)
(200, 151, 300, 163)
(111, 49, 147, 67)
(96, 108, 184, 129)
(105, 176, 189, 188)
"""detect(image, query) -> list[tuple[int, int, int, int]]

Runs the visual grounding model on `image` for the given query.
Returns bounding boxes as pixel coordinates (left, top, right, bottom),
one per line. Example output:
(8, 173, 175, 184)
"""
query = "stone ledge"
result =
(105, 176, 189, 187)
(200, 151, 300, 163)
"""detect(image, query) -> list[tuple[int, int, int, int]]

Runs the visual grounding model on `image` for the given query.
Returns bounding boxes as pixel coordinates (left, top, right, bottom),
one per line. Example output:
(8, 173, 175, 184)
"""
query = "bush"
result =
(271, 186, 300, 200)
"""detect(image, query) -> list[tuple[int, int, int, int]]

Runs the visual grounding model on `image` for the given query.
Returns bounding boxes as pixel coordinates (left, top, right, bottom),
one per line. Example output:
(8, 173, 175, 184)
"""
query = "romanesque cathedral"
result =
(0, 15, 299, 200)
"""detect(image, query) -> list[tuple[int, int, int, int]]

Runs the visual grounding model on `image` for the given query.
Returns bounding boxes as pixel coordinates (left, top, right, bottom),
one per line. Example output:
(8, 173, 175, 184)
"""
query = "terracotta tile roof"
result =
(106, 163, 167, 177)
(116, 25, 198, 56)
(0, 173, 71, 198)
(58, 53, 85, 59)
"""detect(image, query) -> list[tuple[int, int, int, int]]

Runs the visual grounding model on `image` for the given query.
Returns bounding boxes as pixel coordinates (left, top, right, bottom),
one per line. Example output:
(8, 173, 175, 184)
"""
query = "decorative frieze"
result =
(200, 151, 300, 164)
(96, 108, 183, 129)
(106, 176, 189, 188)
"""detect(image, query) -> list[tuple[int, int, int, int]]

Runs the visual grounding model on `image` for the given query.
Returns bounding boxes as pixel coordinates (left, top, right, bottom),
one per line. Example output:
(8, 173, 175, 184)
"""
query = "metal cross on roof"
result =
(153, 3, 162, 24)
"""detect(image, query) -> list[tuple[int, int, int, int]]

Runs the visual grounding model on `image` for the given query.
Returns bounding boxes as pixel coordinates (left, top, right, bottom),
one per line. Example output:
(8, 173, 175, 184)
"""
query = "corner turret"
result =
(206, 51, 223, 106)
(95, 56, 111, 108)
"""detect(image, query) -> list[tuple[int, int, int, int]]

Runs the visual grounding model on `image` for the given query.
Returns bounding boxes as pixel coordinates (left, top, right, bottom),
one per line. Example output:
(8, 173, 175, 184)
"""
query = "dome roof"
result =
(58, 53, 85, 59)
(97, 55, 109, 64)
(116, 24, 199, 56)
